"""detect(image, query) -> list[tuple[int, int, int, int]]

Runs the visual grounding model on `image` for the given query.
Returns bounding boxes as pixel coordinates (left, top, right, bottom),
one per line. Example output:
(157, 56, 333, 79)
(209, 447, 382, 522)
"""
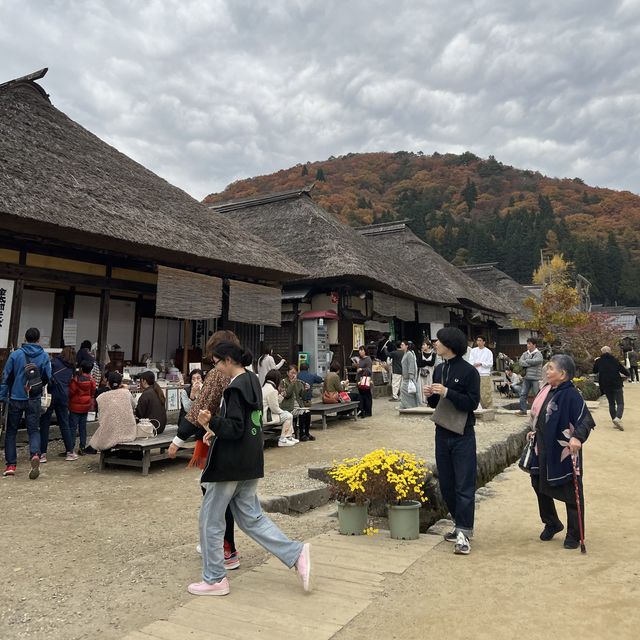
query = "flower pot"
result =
(387, 501, 421, 540)
(337, 500, 369, 535)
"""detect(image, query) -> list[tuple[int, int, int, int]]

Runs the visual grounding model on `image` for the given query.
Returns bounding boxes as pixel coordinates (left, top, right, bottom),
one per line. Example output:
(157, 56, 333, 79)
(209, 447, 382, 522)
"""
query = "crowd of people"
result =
(1, 322, 637, 591)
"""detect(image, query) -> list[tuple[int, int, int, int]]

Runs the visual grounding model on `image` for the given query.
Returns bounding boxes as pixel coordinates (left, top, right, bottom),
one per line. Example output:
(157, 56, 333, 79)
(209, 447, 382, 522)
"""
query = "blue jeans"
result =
(200, 479, 303, 583)
(4, 397, 42, 465)
(435, 427, 477, 536)
(519, 379, 540, 412)
(69, 412, 89, 449)
(40, 399, 74, 454)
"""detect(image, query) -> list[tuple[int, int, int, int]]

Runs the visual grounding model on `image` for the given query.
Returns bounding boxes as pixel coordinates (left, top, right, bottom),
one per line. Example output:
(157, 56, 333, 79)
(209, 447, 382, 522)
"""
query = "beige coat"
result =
(90, 388, 137, 450)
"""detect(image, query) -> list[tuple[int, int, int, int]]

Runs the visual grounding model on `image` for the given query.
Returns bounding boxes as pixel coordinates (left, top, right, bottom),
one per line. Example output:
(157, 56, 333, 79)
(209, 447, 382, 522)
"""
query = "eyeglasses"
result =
(212, 358, 221, 366)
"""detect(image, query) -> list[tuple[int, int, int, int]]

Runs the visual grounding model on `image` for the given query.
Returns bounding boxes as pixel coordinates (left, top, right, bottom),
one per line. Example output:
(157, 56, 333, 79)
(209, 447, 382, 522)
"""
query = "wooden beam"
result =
(132, 295, 143, 365)
(182, 319, 190, 374)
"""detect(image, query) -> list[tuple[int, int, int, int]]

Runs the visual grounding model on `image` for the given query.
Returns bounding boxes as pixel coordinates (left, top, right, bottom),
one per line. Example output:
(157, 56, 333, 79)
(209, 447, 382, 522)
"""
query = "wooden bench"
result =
(98, 425, 193, 476)
(307, 401, 359, 430)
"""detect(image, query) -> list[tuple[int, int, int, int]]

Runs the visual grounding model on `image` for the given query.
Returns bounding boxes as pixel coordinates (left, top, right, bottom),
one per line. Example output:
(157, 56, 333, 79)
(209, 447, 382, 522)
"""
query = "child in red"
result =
(69, 361, 97, 454)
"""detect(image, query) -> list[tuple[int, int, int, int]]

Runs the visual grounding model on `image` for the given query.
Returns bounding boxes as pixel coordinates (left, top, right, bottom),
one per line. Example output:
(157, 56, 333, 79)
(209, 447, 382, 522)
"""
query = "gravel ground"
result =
(0, 393, 528, 640)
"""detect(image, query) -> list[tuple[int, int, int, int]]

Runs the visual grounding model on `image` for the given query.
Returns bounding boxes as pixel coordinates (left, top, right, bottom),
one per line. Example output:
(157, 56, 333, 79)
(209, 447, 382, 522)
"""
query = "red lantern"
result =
(330, 291, 339, 304)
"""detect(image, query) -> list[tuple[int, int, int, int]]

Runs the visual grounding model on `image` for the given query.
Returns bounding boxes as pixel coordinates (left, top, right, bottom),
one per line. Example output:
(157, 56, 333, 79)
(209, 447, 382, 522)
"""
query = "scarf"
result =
(530, 380, 595, 486)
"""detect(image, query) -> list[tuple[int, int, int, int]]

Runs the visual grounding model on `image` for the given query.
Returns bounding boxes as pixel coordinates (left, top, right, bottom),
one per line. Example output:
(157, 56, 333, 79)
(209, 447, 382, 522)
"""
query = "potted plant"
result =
(327, 455, 371, 535)
(328, 449, 430, 539)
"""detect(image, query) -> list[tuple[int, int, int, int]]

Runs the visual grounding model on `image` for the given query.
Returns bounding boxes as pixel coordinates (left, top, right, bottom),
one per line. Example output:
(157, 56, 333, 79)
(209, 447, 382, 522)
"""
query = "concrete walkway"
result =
(123, 385, 639, 640)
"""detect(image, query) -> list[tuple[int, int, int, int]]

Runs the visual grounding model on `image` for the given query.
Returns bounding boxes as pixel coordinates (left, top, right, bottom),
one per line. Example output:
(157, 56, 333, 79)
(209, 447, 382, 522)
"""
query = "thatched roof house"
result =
(458, 263, 533, 327)
(0, 69, 304, 282)
(356, 222, 509, 315)
(210, 187, 434, 303)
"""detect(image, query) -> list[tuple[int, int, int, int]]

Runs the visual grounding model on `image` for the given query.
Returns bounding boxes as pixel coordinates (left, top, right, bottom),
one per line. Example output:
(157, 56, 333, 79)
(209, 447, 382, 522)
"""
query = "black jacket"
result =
(427, 356, 480, 435)
(201, 371, 264, 483)
(135, 387, 167, 434)
(593, 353, 629, 390)
(389, 349, 404, 375)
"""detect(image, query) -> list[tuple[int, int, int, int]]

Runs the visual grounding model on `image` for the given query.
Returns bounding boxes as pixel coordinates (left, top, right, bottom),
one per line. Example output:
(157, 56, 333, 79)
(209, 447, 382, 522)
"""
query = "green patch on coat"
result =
(251, 409, 263, 429)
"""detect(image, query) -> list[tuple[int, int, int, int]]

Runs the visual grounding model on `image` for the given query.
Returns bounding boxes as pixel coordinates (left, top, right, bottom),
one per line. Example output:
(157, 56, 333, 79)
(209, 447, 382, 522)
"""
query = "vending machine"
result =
(302, 318, 330, 377)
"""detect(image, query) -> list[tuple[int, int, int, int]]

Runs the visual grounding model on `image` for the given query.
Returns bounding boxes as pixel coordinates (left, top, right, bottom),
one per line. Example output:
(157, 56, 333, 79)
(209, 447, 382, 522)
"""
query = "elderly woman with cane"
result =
(527, 354, 595, 550)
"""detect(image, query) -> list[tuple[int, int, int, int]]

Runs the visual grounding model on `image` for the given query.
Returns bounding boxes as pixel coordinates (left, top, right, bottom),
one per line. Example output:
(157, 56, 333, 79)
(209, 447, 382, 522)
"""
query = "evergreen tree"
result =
(316, 168, 326, 182)
(461, 178, 478, 211)
(301, 164, 308, 176)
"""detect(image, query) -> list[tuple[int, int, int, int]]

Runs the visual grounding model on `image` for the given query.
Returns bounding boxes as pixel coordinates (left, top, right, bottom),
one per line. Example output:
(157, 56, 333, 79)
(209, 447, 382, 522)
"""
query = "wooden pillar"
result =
(182, 319, 190, 374)
(8, 278, 24, 350)
(132, 295, 143, 364)
(290, 301, 299, 366)
(97, 288, 110, 366)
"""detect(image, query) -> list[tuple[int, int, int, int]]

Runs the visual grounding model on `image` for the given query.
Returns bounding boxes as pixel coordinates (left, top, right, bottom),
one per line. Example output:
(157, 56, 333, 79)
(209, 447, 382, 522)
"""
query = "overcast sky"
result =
(1, 0, 639, 199)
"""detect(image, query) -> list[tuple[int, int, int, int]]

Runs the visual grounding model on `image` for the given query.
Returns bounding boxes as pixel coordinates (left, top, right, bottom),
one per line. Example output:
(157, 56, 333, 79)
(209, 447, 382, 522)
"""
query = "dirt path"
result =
(335, 384, 640, 640)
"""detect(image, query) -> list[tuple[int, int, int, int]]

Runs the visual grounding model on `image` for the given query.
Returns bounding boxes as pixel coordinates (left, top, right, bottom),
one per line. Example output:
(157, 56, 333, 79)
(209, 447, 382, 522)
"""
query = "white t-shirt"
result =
(469, 346, 493, 376)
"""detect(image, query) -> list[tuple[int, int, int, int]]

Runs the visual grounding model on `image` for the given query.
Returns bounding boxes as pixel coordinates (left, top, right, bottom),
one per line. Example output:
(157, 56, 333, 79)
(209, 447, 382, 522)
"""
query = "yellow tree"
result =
(516, 254, 588, 344)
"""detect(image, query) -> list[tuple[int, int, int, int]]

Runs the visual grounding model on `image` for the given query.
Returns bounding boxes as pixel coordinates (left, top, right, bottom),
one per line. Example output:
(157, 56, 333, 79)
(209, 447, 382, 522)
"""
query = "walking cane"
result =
(571, 454, 587, 554)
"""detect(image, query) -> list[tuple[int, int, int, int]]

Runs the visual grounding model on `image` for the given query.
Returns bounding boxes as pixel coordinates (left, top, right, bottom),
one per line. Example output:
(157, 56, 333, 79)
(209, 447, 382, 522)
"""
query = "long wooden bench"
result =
(98, 425, 192, 476)
(308, 400, 359, 430)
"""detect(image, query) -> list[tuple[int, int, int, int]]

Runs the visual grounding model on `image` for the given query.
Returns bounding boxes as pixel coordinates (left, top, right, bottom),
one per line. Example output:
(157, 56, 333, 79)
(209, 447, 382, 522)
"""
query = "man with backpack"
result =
(0, 327, 51, 479)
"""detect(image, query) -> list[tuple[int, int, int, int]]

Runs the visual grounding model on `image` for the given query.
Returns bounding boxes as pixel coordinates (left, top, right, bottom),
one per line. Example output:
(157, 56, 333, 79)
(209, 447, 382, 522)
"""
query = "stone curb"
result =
(302, 424, 531, 529)
(260, 486, 331, 515)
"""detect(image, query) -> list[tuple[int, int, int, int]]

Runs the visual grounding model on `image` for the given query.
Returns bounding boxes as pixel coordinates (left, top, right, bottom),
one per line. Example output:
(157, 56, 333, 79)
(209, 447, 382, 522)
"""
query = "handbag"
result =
(41, 387, 51, 410)
(136, 418, 159, 439)
(407, 379, 417, 394)
(429, 396, 468, 435)
(518, 435, 536, 473)
(322, 390, 340, 404)
(338, 391, 351, 402)
(357, 375, 372, 390)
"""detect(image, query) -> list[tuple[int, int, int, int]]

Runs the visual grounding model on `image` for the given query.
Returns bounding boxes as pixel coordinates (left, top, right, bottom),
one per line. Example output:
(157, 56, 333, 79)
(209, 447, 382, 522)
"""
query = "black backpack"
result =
(22, 351, 43, 398)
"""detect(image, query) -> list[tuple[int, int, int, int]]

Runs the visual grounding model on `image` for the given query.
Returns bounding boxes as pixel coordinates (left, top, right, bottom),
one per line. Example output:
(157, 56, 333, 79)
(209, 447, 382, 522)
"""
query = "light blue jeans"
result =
(200, 479, 303, 583)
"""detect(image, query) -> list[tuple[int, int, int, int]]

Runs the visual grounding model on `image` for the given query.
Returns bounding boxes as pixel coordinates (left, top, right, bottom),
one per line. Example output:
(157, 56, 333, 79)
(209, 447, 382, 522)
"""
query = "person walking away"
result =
(39, 345, 76, 463)
(518, 337, 544, 415)
(593, 345, 629, 430)
(281, 365, 314, 440)
(262, 370, 297, 447)
(354, 345, 374, 417)
(387, 342, 403, 401)
(135, 370, 167, 434)
(425, 327, 480, 555)
(297, 363, 323, 405)
(257, 346, 285, 386)
(188, 341, 311, 596)
(1, 328, 52, 479)
(417, 340, 437, 403)
(469, 336, 494, 409)
(69, 360, 97, 455)
(399, 340, 420, 409)
(627, 348, 639, 383)
(527, 355, 595, 549)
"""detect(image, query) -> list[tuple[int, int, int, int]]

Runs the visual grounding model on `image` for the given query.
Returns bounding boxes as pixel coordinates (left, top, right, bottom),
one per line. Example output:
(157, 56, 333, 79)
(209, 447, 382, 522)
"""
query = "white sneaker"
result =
(287, 436, 299, 444)
(454, 531, 471, 555)
(278, 438, 296, 447)
(612, 417, 624, 431)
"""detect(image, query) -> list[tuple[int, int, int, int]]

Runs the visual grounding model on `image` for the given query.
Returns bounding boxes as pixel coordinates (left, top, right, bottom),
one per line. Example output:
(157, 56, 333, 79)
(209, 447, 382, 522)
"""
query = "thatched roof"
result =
(459, 263, 533, 326)
(0, 70, 305, 282)
(210, 188, 435, 303)
(356, 222, 509, 315)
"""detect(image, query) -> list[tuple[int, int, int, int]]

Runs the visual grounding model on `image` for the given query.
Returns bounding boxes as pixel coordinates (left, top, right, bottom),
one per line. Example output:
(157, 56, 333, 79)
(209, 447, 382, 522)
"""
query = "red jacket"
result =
(69, 374, 97, 413)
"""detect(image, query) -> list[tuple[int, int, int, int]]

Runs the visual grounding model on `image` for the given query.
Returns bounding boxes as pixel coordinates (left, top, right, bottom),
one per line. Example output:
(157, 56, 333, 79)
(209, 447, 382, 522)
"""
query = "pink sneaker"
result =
(224, 551, 240, 571)
(65, 452, 79, 461)
(29, 455, 40, 480)
(187, 577, 230, 596)
(3, 465, 16, 477)
(295, 543, 312, 592)
(40, 454, 48, 464)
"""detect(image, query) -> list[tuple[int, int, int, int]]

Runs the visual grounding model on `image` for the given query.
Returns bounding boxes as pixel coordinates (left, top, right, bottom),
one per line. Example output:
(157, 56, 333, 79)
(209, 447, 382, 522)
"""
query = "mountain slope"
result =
(204, 151, 640, 304)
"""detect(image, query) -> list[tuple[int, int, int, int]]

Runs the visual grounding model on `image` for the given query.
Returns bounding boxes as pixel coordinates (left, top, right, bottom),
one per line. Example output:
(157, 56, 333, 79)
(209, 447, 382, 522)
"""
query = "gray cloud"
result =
(1, 0, 639, 198)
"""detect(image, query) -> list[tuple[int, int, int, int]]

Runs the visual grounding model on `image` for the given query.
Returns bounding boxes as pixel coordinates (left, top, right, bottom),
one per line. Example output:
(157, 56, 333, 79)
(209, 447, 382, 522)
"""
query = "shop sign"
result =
(0, 279, 15, 349)
(63, 318, 78, 347)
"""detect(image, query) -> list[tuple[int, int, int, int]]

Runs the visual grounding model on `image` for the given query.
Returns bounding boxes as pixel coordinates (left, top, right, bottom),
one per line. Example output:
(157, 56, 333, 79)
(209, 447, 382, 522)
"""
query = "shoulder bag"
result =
(518, 435, 536, 473)
(429, 396, 468, 435)
(136, 418, 159, 439)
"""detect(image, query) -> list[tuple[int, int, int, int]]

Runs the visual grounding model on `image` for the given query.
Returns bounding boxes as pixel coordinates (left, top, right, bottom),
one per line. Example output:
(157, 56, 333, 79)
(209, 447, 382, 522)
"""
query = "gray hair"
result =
(550, 354, 576, 381)
(601, 345, 611, 354)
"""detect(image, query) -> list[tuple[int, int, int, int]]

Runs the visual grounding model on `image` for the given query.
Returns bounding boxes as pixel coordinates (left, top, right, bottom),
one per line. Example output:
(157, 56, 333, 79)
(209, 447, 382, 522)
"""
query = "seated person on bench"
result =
(281, 365, 315, 442)
(87, 372, 137, 452)
(296, 363, 323, 405)
(262, 370, 298, 447)
(135, 371, 167, 434)
(323, 361, 359, 404)
(497, 367, 522, 397)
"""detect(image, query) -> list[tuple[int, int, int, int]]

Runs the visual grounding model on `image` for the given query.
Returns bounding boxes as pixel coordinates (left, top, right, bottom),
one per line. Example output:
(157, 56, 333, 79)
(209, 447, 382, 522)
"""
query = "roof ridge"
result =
(209, 185, 315, 212)
(0, 68, 50, 101)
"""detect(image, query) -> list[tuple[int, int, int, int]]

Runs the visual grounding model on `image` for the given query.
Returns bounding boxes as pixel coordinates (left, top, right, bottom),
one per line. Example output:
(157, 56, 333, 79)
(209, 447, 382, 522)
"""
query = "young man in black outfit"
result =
(425, 327, 480, 555)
